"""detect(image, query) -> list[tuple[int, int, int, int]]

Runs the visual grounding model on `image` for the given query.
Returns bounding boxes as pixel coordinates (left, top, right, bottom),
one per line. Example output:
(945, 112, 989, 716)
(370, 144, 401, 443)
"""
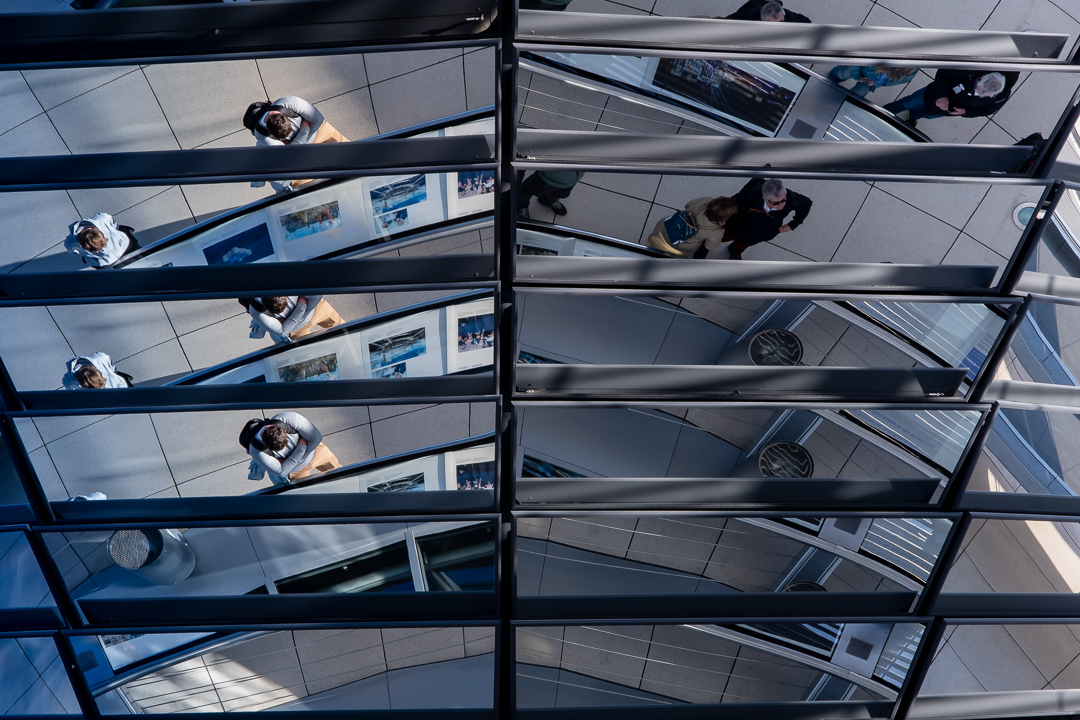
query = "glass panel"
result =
(943, 519, 1080, 592)
(18, 403, 493, 500)
(516, 293, 1006, 384)
(184, 292, 494, 386)
(1003, 299, 1080, 387)
(972, 407, 1080, 495)
(517, 623, 918, 707)
(417, 523, 498, 591)
(0, 636, 79, 714)
(517, 405, 952, 484)
(44, 520, 497, 600)
(520, 52, 1080, 147)
(846, 408, 980, 472)
(0, 531, 55, 609)
(518, 515, 946, 595)
(95, 628, 494, 713)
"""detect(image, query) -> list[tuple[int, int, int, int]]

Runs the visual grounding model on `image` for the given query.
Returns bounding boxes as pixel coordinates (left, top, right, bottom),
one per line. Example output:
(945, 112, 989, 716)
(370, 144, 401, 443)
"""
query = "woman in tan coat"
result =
(645, 196, 737, 258)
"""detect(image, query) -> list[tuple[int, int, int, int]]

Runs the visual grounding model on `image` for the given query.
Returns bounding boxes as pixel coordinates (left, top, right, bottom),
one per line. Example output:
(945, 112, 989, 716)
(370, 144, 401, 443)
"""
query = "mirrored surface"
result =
(0, 636, 79, 715)
(971, 407, 1080, 496)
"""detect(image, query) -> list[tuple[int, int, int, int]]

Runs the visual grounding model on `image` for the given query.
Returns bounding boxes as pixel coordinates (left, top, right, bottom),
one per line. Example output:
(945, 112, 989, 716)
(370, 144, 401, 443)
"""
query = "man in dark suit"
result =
(721, 178, 813, 259)
(885, 70, 1019, 122)
(725, 0, 810, 23)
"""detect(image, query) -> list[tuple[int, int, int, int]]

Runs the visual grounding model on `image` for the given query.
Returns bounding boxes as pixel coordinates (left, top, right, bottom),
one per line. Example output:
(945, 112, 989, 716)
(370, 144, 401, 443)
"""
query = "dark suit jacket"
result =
(921, 69, 1020, 118)
(726, 178, 813, 246)
(725, 0, 811, 22)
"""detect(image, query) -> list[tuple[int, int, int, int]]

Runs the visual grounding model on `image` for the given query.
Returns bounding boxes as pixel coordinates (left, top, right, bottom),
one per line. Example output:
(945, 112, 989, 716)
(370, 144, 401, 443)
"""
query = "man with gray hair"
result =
(885, 69, 1019, 123)
(725, 0, 810, 22)
(720, 177, 813, 260)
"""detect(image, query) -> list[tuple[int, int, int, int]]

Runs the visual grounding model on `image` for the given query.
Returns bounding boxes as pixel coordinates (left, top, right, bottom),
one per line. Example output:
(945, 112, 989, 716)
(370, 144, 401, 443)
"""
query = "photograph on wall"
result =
(368, 328, 427, 371)
(373, 361, 407, 379)
(201, 223, 275, 265)
(279, 200, 342, 242)
(276, 353, 340, 383)
(367, 472, 425, 492)
(651, 58, 798, 135)
(376, 208, 410, 233)
(448, 169, 497, 218)
(447, 445, 496, 491)
(446, 299, 496, 373)
(370, 174, 427, 214)
(518, 244, 559, 256)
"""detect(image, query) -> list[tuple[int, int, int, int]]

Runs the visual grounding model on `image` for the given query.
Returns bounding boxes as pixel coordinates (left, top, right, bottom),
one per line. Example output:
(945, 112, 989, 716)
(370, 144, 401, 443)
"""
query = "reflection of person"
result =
(245, 412, 341, 486)
(884, 70, 1018, 123)
(243, 295, 344, 344)
(246, 96, 350, 193)
(519, 0, 574, 10)
(646, 196, 737, 259)
(827, 65, 917, 98)
(64, 213, 140, 268)
(517, 170, 584, 220)
(721, 178, 812, 260)
(725, 0, 810, 22)
(62, 352, 133, 390)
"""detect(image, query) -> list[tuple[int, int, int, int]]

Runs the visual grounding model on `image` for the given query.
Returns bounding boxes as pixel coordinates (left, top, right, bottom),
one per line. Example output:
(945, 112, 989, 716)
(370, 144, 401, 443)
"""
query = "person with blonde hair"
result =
(646, 196, 738, 258)
(827, 65, 917, 98)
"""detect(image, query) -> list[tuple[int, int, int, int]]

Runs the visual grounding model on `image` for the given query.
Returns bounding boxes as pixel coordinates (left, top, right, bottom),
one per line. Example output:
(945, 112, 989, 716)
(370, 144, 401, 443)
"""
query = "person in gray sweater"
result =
(64, 213, 140, 268)
(243, 295, 343, 344)
(245, 412, 340, 486)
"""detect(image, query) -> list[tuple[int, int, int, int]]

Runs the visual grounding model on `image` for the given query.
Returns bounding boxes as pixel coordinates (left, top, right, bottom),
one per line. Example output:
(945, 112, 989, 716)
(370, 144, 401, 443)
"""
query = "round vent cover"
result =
(748, 328, 803, 366)
(108, 529, 163, 569)
(783, 581, 827, 592)
(759, 441, 814, 479)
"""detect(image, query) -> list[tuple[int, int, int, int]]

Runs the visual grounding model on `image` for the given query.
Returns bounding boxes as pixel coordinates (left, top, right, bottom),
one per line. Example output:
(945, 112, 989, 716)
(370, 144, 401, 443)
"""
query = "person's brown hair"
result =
(878, 66, 916, 82)
(262, 424, 289, 452)
(266, 113, 293, 140)
(78, 227, 107, 252)
(75, 364, 105, 389)
(264, 296, 289, 314)
(704, 196, 738, 225)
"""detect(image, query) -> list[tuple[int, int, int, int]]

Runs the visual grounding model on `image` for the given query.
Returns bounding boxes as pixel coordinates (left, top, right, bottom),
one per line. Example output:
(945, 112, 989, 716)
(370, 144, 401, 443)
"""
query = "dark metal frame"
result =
(0, 3, 1079, 720)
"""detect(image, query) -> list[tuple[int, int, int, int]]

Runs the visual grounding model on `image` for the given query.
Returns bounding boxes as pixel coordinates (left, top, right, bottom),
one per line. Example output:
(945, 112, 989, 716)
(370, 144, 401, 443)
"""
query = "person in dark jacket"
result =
(884, 70, 1019, 122)
(725, 0, 810, 23)
(720, 178, 813, 260)
(517, 170, 585, 220)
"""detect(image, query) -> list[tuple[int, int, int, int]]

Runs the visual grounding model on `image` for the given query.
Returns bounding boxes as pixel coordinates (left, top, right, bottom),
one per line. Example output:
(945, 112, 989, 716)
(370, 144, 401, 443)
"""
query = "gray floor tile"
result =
(47, 414, 175, 499)
(544, 183, 655, 243)
(117, 339, 193, 387)
(14, 417, 43, 452)
(143, 60, 264, 149)
(948, 624, 1047, 690)
(369, 60, 467, 133)
(16, 637, 59, 676)
(1004, 623, 1080, 681)
(941, 233, 1007, 286)
(704, 520, 805, 591)
(323, 293, 378, 323)
(560, 625, 651, 688)
(0, 72, 43, 136)
(0, 114, 69, 162)
(769, 179, 871, 262)
(963, 184, 1046, 257)
(581, 172, 662, 204)
(982, 1, 1080, 58)
(0, 535, 51, 608)
(873, 181, 990, 231)
(964, 519, 1058, 593)
(66, 184, 181, 230)
(28, 446, 67, 502)
(162, 297, 247, 337)
(519, 73, 605, 132)
(994, 72, 1080, 143)
(517, 626, 565, 666)
(5, 678, 64, 716)
(115, 186, 196, 245)
(322, 425, 377, 468)
(464, 47, 496, 111)
(0, 190, 79, 275)
(49, 301, 176, 362)
(0, 638, 41, 713)
(151, 409, 258, 484)
(176, 460, 255, 498)
(722, 644, 819, 702)
(33, 415, 110, 445)
(832, 187, 960, 264)
(640, 624, 738, 703)
(918, 643, 985, 694)
(179, 132, 275, 217)
(652, 174, 745, 211)
(47, 70, 180, 154)
(382, 627, 464, 669)
(971, 120, 1020, 145)
(313, 87, 380, 141)
(626, 517, 722, 574)
(0, 306, 73, 392)
(373, 289, 457, 314)
(364, 49, 462, 85)
(548, 516, 637, 557)
(257, 53, 369, 105)
(370, 404, 472, 456)
(177, 313, 266, 372)
(290, 406, 371, 436)
(876, 0, 996, 29)
(21, 66, 140, 112)
(598, 96, 687, 134)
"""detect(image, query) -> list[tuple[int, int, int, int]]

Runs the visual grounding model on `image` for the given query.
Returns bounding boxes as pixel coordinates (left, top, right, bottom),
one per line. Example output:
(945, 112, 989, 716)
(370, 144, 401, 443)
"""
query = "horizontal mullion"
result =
(78, 592, 496, 626)
(515, 477, 940, 506)
(0, 608, 64, 630)
(515, 365, 967, 400)
(984, 380, 1080, 409)
(17, 377, 494, 412)
(515, 592, 918, 620)
(0, 0, 497, 65)
(0, 255, 494, 304)
(518, 12, 1067, 62)
(934, 593, 1080, 618)
(517, 129, 1030, 177)
(49, 491, 495, 524)
(514, 256, 997, 293)
(0, 135, 494, 191)
(960, 491, 1080, 515)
